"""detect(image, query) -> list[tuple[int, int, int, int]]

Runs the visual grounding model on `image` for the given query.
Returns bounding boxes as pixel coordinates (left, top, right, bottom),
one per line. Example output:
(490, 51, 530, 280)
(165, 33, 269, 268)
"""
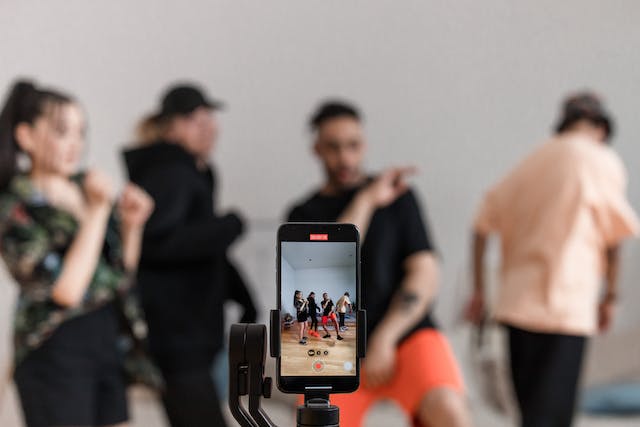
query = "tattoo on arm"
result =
(396, 290, 419, 310)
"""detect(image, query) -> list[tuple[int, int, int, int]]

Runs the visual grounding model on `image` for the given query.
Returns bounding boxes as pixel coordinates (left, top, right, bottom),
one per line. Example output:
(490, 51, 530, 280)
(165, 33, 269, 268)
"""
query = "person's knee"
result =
(418, 387, 471, 427)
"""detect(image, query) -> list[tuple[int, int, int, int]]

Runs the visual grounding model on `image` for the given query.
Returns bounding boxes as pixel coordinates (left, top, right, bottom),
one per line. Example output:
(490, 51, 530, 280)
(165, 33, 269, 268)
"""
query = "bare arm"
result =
(364, 251, 438, 387)
(337, 190, 377, 239)
(464, 231, 489, 324)
(371, 251, 439, 344)
(51, 170, 116, 307)
(121, 226, 143, 272)
(599, 245, 621, 332)
(473, 232, 488, 294)
(119, 184, 154, 271)
(604, 245, 620, 301)
(51, 204, 111, 307)
(338, 167, 416, 240)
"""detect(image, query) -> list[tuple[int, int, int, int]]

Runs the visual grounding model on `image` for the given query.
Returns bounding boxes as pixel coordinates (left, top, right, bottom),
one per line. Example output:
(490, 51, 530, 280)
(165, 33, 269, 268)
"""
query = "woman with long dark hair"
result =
(0, 80, 156, 427)
(123, 83, 257, 427)
(293, 290, 308, 344)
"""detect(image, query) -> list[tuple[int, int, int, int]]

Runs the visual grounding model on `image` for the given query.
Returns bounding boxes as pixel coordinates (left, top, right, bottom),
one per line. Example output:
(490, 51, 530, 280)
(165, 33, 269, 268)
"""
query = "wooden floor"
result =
(281, 319, 357, 376)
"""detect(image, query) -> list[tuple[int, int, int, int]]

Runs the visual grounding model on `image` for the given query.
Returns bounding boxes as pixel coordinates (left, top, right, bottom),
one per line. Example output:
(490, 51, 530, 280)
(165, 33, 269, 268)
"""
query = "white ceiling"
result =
(282, 242, 356, 269)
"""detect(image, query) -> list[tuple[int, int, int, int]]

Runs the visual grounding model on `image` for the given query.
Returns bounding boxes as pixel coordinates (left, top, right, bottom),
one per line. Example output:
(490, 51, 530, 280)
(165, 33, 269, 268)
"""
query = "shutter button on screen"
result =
(312, 360, 324, 372)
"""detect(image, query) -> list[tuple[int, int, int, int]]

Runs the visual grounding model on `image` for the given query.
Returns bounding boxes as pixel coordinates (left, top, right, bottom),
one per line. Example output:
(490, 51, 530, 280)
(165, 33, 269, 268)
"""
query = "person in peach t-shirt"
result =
(465, 93, 639, 427)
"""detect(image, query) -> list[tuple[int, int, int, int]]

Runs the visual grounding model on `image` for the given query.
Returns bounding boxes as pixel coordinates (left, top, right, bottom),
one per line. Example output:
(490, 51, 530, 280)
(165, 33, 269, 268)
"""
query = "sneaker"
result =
(337, 335, 344, 341)
(299, 340, 307, 345)
(303, 336, 308, 341)
(323, 334, 331, 339)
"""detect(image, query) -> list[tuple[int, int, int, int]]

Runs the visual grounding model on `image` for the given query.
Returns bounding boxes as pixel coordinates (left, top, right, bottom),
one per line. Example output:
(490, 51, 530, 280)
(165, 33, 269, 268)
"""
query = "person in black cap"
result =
(123, 83, 257, 427)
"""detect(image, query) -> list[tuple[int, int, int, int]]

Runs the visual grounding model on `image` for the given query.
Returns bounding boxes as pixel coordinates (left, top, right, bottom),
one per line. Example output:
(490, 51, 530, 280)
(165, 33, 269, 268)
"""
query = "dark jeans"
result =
(507, 325, 587, 427)
(162, 370, 227, 427)
(309, 313, 318, 331)
(339, 312, 346, 328)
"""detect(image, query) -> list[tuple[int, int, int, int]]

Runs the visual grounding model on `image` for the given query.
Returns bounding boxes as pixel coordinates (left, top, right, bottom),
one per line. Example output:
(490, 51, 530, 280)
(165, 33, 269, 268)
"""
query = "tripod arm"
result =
(229, 323, 277, 427)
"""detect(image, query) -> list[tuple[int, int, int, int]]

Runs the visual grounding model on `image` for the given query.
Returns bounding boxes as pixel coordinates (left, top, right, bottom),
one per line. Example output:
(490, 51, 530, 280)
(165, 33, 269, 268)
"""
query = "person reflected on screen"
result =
(320, 292, 343, 340)
(336, 291, 352, 331)
(294, 290, 309, 345)
(307, 291, 321, 337)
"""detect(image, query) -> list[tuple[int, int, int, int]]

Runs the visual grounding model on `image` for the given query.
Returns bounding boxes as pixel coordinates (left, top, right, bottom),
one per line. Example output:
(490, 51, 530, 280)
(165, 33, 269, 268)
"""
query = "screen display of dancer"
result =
(280, 241, 357, 377)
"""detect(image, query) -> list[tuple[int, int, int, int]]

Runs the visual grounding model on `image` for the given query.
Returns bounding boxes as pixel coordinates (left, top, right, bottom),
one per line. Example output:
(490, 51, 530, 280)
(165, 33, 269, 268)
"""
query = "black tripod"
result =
(228, 322, 340, 427)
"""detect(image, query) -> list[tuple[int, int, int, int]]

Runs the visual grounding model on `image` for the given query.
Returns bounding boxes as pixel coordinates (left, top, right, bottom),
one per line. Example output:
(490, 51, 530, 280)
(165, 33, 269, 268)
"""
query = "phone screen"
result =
(279, 237, 357, 377)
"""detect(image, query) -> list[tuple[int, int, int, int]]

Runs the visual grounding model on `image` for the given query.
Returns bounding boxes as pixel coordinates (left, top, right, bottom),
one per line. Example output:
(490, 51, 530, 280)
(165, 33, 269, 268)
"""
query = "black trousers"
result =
(162, 370, 227, 427)
(507, 325, 587, 427)
(339, 312, 346, 328)
(309, 313, 318, 330)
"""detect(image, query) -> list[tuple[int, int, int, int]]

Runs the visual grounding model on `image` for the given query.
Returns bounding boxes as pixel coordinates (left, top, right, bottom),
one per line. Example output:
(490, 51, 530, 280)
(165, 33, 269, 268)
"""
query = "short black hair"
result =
(344, 292, 350, 297)
(309, 100, 361, 131)
(554, 92, 614, 142)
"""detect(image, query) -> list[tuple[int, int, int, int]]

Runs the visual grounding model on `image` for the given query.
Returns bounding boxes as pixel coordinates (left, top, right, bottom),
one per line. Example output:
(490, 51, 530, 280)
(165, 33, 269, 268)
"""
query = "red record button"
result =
(312, 361, 324, 372)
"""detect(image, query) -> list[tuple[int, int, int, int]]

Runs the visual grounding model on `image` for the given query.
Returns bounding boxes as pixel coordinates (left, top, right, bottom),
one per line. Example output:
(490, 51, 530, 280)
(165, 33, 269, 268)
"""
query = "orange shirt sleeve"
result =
(588, 151, 639, 246)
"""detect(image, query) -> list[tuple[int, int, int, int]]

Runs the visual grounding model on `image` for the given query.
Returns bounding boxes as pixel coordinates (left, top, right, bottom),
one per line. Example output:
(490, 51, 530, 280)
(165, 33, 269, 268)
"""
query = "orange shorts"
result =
(322, 313, 337, 325)
(297, 329, 464, 426)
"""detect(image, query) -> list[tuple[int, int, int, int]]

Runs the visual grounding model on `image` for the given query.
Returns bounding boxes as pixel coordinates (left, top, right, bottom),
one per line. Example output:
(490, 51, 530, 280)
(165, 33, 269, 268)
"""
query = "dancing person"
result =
(294, 290, 309, 344)
(320, 293, 343, 340)
(124, 83, 256, 427)
(286, 100, 471, 426)
(307, 291, 321, 337)
(0, 80, 156, 427)
(336, 291, 352, 331)
(465, 92, 639, 427)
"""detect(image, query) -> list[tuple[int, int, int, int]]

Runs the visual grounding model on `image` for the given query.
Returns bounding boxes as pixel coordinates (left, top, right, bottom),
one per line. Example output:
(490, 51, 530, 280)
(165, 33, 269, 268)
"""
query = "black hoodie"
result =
(123, 142, 254, 373)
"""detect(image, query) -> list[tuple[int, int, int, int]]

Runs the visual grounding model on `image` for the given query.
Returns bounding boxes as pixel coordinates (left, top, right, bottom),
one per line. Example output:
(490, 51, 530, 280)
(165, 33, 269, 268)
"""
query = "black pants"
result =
(14, 304, 128, 427)
(309, 313, 318, 331)
(162, 370, 227, 427)
(339, 312, 346, 328)
(507, 325, 587, 427)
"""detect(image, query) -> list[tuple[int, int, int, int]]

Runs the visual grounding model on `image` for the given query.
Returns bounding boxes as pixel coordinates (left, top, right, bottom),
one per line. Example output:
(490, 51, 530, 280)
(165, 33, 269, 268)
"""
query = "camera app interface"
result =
(280, 240, 356, 377)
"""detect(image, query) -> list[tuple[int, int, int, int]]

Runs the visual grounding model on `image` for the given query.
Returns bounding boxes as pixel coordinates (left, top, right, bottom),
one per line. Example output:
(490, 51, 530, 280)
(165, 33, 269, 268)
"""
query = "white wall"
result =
(280, 264, 355, 316)
(2, 2, 640, 425)
(280, 256, 295, 315)
(1, 0, 640, 347)
(300, 267, 353, 314)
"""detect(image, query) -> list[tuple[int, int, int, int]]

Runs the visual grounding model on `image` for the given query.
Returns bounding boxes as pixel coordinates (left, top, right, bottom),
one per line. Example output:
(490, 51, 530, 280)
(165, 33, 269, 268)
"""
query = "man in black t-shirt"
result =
(320, 293, 342, 340)
(287, 101, 471, 427)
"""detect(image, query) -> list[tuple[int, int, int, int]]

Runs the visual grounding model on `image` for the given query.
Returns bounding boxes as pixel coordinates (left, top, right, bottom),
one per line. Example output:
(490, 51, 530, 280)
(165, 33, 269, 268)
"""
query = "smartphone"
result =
(276, 223, 361, 394)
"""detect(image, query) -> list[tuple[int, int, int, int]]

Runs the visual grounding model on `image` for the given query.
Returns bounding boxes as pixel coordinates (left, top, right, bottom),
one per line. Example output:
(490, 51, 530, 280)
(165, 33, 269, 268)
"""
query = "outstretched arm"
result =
(338, 167, 415, 240)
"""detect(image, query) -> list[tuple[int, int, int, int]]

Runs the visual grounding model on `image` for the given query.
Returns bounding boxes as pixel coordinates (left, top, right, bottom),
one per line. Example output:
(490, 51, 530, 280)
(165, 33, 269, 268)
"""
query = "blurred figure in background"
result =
(0, 80, 156, 427)
(336, 291, 352, 331)
(287, 101, 472, 427)
(465, 92, 639, 427)
(123, 83, 256, 427)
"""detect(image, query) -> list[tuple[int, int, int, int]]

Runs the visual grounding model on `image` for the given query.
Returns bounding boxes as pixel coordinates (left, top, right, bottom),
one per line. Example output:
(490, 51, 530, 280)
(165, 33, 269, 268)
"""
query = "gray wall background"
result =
(1, 0, 640, 359)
